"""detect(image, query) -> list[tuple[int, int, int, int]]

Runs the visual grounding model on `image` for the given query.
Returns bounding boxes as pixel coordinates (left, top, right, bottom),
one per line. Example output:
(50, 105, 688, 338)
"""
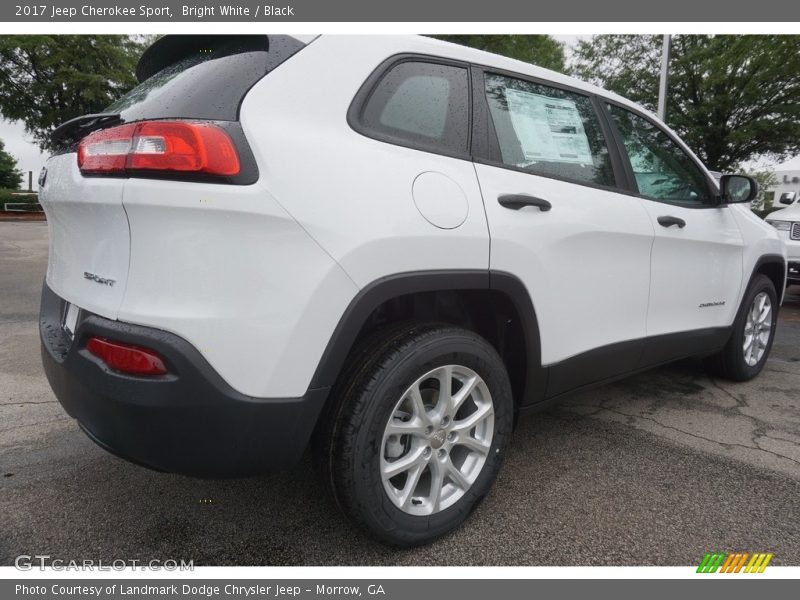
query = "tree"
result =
(0, 139, 22, 189)
(0, 36, 148, 151)
(432, 35, 566, 72)
(570, 35, 800, 171)
(746, 168, 779, 211)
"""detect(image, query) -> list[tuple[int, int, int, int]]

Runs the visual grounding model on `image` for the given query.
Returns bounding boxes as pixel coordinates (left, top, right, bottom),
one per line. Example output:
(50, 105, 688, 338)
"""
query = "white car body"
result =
(766, 203, 800, 284)
(39, 35, 786, 482)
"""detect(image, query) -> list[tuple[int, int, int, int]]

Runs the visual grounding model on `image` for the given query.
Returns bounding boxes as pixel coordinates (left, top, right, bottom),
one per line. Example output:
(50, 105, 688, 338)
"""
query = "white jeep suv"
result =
(39, 34, 786, 546)
(766, 199, 800, 286)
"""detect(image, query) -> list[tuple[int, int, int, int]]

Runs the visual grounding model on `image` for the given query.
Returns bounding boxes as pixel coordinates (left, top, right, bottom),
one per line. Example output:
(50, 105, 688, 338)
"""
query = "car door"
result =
(471, 69, 655, 396)
(604, 103, 745, 340)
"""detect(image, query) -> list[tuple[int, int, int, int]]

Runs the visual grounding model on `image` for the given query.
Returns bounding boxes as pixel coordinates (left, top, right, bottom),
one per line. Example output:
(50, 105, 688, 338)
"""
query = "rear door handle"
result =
(498, 194, 552, 212)
(657, 215, 686, 228)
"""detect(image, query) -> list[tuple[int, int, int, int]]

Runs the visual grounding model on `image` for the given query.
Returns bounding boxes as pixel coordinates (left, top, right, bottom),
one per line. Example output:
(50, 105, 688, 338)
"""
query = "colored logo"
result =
(697, 552, 773, 573)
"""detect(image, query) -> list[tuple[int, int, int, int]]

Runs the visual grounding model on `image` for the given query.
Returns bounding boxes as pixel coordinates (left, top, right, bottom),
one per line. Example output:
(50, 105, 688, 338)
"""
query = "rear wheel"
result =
(313, 323, 513, 546)
(706, 274, 778, 381)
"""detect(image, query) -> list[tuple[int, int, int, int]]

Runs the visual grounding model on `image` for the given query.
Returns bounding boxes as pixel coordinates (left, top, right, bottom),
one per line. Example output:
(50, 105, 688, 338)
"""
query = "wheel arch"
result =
(750, 254, 787, 305)
(308, 270, 547, 408)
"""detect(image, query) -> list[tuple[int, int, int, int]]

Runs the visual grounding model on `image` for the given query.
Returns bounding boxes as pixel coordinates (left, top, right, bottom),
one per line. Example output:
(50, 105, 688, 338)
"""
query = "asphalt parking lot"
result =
(1, 221, 799, 566)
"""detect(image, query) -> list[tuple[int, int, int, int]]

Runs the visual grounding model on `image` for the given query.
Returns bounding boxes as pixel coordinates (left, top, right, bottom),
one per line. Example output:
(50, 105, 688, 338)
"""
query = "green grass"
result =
(0, 188, 41, 212)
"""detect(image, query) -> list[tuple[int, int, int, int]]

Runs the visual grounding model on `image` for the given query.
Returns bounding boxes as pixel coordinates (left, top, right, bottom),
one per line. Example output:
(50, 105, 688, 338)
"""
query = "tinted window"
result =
(358, 61, 470, 155)
(107, 35, 305, 122)
(608, 104, 711, 204)
(484, 73, 615, 187)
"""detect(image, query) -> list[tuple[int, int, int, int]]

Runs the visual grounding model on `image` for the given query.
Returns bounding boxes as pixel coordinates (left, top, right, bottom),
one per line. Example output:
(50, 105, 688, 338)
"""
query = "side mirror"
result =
(779, 193, 796, 205)
(719, 174, 758, 204)
(780, 197, 793, 205)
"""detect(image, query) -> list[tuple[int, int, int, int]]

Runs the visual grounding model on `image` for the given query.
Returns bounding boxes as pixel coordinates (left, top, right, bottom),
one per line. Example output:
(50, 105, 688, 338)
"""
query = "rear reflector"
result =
(86, 337, 168, 376)
(78, 120, 240, 176)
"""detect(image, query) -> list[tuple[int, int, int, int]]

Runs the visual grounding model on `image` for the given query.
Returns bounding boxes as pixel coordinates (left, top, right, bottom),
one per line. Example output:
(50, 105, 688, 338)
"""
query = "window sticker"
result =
(504, 88, 594, 165)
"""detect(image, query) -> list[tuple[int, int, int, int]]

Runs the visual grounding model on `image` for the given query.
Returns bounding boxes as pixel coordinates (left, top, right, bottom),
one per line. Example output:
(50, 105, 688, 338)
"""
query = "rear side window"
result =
(607, 104, 711, 205)
(354, 61, 470, 156)
(484, 73, 616, 187)
(106, 35, 305, 123)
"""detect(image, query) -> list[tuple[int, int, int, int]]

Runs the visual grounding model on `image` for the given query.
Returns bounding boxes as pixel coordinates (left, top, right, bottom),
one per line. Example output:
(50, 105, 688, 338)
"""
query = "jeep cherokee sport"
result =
(766, 201, 800, 286)
(39, 34, 787, 546)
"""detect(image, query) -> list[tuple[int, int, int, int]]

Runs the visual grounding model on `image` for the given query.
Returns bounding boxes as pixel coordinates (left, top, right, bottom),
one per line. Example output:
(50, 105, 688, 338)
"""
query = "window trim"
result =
(347, 53, 473, 162)
(470, 65, 630, 196)
(600, 99, 722, 210)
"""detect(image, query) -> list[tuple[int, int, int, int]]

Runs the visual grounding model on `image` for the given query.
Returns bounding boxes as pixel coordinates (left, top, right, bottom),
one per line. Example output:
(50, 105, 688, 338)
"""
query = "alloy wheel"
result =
(743, 291, 773, 367)
(380, 365, 494, 516)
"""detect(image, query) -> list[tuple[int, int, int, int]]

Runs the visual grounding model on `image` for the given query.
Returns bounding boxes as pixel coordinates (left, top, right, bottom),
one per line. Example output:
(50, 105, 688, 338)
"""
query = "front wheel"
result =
(706, 274, 778, 381)
(313, 323, 513, 547)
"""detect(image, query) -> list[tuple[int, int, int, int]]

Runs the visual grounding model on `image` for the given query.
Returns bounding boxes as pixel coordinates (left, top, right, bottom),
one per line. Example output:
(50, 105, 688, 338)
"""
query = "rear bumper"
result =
(40, 282, 329, 478)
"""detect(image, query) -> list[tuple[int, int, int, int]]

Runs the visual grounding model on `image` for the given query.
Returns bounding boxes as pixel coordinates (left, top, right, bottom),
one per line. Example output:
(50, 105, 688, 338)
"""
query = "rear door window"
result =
(353, 60, 470, 156)
(483, 73, 616, 188)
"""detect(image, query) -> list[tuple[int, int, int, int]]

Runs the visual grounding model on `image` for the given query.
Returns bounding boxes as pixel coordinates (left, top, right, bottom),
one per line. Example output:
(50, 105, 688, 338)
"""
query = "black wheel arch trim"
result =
(308, 269, 548, 407)
(748, 254, 787, 305)
(307, 256, 787, 412)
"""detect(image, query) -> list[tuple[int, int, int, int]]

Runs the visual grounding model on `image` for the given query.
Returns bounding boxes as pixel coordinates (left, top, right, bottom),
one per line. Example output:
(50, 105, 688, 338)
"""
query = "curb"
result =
(0, 212, 47, 222)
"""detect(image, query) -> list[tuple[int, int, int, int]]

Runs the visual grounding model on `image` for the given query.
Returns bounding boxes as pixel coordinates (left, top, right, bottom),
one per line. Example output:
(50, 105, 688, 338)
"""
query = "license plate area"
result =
(62, 302, 81, 340)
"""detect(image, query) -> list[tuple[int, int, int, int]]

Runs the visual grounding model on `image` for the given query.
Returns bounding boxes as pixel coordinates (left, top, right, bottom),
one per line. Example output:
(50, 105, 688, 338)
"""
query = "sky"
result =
(776, 156, 800, 171)
(0, 34, 796, 188)
(1, 119, 47, 190)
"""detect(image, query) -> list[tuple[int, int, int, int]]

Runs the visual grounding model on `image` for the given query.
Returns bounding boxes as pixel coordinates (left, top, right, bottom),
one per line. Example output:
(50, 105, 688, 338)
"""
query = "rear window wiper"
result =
(51, 113, 123, 148)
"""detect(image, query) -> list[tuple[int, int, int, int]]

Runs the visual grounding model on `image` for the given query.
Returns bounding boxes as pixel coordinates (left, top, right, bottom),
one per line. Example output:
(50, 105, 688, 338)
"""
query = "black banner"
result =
(3, 0, 800, 22)
(5, 579, 800, 600)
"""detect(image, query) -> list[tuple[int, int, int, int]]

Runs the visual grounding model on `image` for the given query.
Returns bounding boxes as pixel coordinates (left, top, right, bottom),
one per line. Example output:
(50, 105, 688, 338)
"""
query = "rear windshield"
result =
(107, 35, 306, 122)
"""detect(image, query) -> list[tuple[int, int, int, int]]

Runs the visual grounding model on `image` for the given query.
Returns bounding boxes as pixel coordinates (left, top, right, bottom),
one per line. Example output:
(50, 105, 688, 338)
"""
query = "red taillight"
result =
(86, 337, 168, 376)
(78, 121, 240, 177)
(77, 124, 136, 173)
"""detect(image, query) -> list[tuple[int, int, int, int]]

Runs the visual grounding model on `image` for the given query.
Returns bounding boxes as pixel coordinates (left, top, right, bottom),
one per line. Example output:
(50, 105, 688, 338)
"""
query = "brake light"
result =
(86, 337, 168, 376)
(78, 121, 240, 176)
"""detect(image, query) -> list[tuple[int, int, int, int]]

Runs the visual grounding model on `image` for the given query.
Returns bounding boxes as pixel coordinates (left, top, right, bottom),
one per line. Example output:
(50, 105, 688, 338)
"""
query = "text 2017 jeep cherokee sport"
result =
(39, 35, 787, 546)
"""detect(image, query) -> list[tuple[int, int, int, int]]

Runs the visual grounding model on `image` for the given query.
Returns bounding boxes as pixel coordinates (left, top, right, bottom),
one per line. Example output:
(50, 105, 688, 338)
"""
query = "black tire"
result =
(312, 322, 513, 547)
(705, 274, 778, 381)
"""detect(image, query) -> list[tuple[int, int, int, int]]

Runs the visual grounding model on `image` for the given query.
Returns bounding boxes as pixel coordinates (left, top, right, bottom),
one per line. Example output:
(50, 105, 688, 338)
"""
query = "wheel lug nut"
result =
(447, 432, 456, 441)
(425, 426, 434, 435)
(438, 448, 446, 458)
(441, 416, 450, 427)
(423, 447, 431, 456)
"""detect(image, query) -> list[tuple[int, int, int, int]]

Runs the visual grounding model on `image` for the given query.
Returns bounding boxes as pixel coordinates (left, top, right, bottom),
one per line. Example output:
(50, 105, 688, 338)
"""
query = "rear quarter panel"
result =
(119, 178, 358, 398)
(239, 35, 491, 288)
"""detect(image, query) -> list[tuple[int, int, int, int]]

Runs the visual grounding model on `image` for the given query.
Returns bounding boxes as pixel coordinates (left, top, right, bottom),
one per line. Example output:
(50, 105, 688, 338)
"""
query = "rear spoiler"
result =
(135, 35, 270, 82)
(50, 113, 122, 147)
(51, 35, 309, 147)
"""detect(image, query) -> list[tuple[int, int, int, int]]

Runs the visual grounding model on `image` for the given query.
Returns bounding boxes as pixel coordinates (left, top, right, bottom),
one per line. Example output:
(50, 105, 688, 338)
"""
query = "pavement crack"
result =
(764, 366, 800, 377)
(752, 438, 800, 466)
(561, 404, 800, 467)
(0, 417, 70, 432)
(762, 432, 800, 444)
(707, 376, 748, 408)
(2, 400, 58, 406)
